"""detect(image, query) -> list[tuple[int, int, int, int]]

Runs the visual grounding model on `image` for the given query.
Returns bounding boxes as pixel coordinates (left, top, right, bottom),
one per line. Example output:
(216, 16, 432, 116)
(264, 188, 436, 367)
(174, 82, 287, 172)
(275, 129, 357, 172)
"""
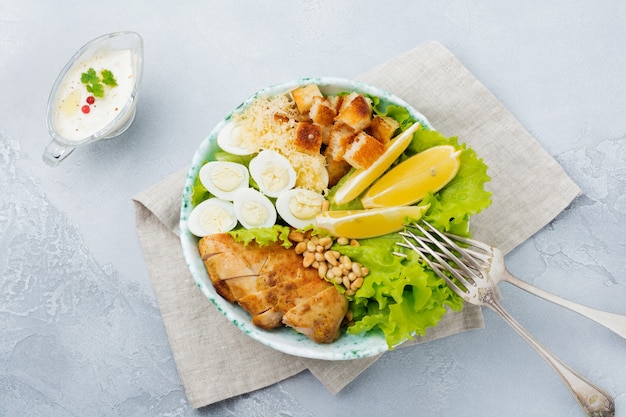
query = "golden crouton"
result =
(327, 95, 343, 112)
(367, 115, 400, 145)
(294, 122, 323, 154)
(291, 84, 323, 114)
(320, 124, 333, 146)
(309, 96, 337, 126)
(327, 122, 356, 161)
(323, 146, 352, 187)
(274, 113, 290, 124)
(335, 93, 372, 131)
(343, 131, 385, 170)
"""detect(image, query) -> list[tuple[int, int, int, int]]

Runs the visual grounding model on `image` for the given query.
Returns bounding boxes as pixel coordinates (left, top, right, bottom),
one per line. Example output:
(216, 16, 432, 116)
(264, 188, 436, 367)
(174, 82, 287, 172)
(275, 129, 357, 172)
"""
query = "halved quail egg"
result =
(216, 121, 257, 156)
(233, 188, 277, 229)
(275, 188, 326, 229)
(199, 161, 249, 201)
(187, 198, 237, 237)
(249, 150, 297, 198)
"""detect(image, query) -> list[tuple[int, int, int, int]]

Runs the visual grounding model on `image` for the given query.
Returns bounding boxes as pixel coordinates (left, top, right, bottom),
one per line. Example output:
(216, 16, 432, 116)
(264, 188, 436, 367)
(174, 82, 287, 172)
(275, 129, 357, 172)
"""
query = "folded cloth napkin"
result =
(132, 41, 581, 408)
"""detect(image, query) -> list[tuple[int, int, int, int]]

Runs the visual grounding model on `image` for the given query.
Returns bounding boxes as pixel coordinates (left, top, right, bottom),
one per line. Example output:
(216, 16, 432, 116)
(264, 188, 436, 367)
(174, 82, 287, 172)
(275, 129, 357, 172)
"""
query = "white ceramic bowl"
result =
(180, 77, 432, 360)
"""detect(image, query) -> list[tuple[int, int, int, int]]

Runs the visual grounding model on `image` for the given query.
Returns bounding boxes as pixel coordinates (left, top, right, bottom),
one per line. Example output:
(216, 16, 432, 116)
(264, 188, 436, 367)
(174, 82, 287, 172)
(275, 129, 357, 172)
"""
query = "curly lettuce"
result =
(335, 125, 491, 347)
(340, 237, 463, 347)
(229, 225, 293, 248)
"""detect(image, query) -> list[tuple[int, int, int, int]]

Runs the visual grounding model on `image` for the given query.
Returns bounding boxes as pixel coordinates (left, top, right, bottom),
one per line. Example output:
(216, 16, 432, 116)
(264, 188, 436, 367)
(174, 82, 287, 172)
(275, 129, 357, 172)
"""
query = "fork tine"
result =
(396, 238, 488, 271)
(398, 233, 469, 299)
(424, 239, 491, 267)
(406, 222, 480, 283)
(449, 233, 492, 253)
(442, 233, 493, 265)
(395, 241, 470, 278)
(401, 227, 480, 294)
(415, 220, 486, 274)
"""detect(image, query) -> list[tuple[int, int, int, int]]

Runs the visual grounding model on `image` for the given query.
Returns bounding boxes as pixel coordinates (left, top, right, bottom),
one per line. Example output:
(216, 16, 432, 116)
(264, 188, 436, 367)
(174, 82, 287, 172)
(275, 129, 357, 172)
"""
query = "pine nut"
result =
(324, 251, 339, 266)
(318, 236, 332, 247)
(289, 231, 305, 242)
(333, 264, 346, 277)
(342, 275, 351, 289)
(331, 266, 343, 277)
(303, 252, 315, 267)
(295, 241, 307, 254)
(318, 262, 328, 278)
(321, 200, 330, 211)
(342, 256, 352, 270)
(292, 232, 370, 294)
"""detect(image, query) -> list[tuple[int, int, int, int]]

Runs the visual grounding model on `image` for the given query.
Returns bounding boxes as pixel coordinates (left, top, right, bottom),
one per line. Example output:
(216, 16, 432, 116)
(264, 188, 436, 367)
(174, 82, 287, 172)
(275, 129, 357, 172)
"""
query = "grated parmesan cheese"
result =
(234, 95, 329, 194)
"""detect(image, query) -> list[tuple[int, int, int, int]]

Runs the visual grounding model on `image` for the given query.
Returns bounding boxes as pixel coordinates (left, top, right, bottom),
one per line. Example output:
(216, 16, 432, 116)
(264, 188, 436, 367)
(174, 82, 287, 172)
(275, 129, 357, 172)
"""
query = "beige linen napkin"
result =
(133, 41, 581, 408)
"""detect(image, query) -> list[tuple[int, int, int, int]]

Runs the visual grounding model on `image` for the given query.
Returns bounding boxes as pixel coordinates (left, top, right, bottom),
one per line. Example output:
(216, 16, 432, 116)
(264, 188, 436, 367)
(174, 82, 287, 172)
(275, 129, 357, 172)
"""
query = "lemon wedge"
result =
(361, 145, 461, 208)
(332, 122, 420, 206)
(316, 205, 429, 239)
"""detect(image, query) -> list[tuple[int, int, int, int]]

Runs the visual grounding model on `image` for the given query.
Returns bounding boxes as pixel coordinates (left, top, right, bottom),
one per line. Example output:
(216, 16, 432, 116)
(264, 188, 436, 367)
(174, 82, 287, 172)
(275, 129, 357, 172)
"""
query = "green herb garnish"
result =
(100, 69, 118, 87)
(80, 68, 118, 98)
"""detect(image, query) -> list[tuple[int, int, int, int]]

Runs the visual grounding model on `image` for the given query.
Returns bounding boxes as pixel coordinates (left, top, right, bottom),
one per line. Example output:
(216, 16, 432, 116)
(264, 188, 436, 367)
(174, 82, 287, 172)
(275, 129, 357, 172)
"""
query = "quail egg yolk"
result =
(289, 190, 322, 219)
(211, 165, 245, 192)
(200, 206, 235, 233)
(261, 165, 289, 194)
(240, 201, 269, 226)
(230, 125, 247, 147)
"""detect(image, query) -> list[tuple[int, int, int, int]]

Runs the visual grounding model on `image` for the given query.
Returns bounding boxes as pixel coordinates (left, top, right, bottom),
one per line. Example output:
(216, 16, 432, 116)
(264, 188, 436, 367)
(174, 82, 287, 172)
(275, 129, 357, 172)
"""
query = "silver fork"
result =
(396, 220, 615, 417)
(413, 224, 626, 339)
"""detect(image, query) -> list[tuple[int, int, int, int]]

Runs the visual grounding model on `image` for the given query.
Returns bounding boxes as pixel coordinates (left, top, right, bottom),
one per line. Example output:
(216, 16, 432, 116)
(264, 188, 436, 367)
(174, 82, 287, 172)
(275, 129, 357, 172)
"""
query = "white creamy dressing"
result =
(52, 48, 135, 141)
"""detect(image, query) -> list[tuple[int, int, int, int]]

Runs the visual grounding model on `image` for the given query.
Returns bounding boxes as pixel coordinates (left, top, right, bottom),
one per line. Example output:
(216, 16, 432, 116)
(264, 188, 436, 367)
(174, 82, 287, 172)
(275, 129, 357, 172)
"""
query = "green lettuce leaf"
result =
(190, 171, 210, 207)
(229, 225, 293, 248)
(342, 239, 464, 347)
(373, 102, 416, 132)
(337, 125, 491, 348)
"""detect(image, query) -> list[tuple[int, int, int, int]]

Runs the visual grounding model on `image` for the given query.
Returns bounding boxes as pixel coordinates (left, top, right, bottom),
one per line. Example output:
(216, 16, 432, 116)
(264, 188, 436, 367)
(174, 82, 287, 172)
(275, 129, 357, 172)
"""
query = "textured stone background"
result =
(1, 1, 625, 416)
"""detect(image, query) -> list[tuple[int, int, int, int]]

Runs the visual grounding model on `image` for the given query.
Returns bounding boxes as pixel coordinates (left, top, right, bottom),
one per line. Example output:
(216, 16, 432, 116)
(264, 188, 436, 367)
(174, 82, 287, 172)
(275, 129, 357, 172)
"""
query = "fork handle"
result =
(484, 295, 615, 417)
(503, 270, 626, 340)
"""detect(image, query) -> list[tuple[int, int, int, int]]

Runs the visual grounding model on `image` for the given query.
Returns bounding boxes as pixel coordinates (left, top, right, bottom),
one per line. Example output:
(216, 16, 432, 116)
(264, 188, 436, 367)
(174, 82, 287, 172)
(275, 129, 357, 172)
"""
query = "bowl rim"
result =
(179, 76, 432, 360)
